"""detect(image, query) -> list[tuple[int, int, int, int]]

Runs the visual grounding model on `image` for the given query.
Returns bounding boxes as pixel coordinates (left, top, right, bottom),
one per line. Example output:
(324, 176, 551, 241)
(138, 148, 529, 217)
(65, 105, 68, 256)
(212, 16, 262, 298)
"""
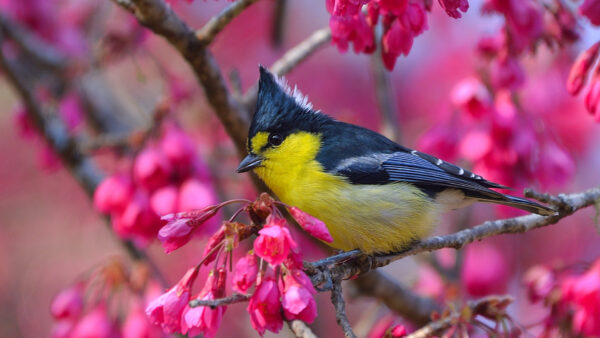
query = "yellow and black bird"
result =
(237, 66, 554, 254)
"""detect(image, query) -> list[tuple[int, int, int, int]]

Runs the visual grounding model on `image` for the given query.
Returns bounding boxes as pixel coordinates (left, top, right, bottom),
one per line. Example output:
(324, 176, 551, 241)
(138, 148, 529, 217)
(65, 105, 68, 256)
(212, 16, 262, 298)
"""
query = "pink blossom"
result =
(280, 269, 317, 323)
(459, 130, 492, 161)
(50, 285, 84, 320)
(562, 260, 600, 336)
(580, 0, 600, 26)
(178, 178, 218, 213)
(438, 0, 469, 19)
(567, 42, 600, 95)
(157, 218, 195, 254)
(461, 244, 509, 297)
(232, 251, 258, 294)
(181, 268, 227, 338)
(450, 77, 492, 118)
(201, 226, 226, 265)
(149, 185, 178, 217)
(390, 324, 407, 337)
(160, 124, 196, 175)
(523, 265, 555, 303)
(330, 13, 375, 54)
(247, 272, 283, 335)
(254, 216, 298, 266)
(70, 305, 120, 338)
(13, 105, 36, 139)
(122, 304, 164, 338)
(491, 56, 526, 90)
(114, 192, 161, 245)
(146, 267, 198, 333)
(380, 2, 428, 70)
(133, 146, 172, 191)
(289, 207, 333, 243)
(584, 76, 600, 121)
(94, 174, 133, 214)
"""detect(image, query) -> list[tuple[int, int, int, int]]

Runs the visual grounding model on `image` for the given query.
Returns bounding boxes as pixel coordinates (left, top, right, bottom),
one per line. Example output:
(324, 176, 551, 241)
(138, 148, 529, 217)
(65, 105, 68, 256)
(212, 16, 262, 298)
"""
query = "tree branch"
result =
(307, 186, 600, 289)
(331, 279, 357, 338)
(351, 271, 439, 326)
(113, 0, 250, 156)
(196, 0, 261, 45)
(242, 27, 331, 110)
(405, 295, 513, 338)
(370, 43, 400, 143)
(189, 293, 251, 308)
(287, 320, 318, 338)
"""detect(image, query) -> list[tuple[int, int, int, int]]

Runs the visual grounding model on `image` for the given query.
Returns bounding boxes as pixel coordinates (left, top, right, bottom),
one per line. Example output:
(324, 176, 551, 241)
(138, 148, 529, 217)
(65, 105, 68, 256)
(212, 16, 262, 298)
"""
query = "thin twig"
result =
(370, 36, 400, 143)
(331, 279, 357, 338)
(352, 270, 440, 326)
(287, 320, 318, 338)
(196, 0, 261, 45)
(308, 186, 600, 288)
(271, 0, 287, 47)
(242, 27, 331, 110)
(0, 13, 67, 70)
(405, 295, 513, 338)
(189, 293, 250, 308)
(113, 0, 250, 156)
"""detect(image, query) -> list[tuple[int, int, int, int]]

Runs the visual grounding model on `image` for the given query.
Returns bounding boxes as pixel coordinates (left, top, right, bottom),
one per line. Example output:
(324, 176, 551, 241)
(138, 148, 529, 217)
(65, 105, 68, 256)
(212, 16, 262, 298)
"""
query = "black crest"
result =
(248, 66, 332, 141)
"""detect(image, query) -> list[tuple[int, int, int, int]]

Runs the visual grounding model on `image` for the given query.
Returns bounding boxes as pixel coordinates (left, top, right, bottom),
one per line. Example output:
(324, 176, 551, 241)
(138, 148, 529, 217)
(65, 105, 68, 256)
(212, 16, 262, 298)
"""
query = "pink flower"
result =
(122, 304, 164, 338)
(390, 324, 407, 337)
(330, 13, 375, 54)
(201, 226, 226, 265)
(181, 268, 227, 338)
(580, 0, 600, 26)
(178, 178, 218, 213)
(160, 124, 196, 175)
(461, 244, 509, 297)
(380, 2, 428, 70)
(491, 56, 526, 90)
(450, 77, 492, 118)
(146, 267, 198, 333)
(561, 260, 600, 336)
(150, 185, 178, 217)
(567, 42, 600, 95)
(70, 305, 120, 338)
(438, 0, 469, 18)
(94, 174, 134, 214)
(157, 218, 195, 254)
(50, 319, 75, 338)
(459, 130, 492, 162)
(50, 285, 84, 320)
(115, 192, 161, 245)
(289, 207, 333, 243)
(254, 216, 298, 266)
(133, 146, 172, 191)
(280, 269, 317, 323)
(584, 75, 600, 121)
(247, 272, 283, 335)
(523, 265, 555, 303)
(232, 251, 258, 294)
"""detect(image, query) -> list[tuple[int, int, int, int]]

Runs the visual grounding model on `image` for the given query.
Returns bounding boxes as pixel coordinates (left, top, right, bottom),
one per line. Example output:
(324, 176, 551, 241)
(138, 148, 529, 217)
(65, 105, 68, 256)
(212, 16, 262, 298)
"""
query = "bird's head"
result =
(236, 66, 332, 175)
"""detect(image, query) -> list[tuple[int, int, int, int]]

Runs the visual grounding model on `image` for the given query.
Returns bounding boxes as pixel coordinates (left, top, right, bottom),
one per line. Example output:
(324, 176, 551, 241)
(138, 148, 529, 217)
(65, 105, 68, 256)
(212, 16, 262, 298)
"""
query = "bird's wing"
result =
(331, 150, 509, 199)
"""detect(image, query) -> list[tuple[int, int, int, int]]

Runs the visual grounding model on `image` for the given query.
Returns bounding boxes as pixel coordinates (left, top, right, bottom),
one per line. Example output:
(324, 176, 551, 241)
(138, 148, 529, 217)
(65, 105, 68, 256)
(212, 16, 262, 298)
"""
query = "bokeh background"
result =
(1, 0, 600, 337)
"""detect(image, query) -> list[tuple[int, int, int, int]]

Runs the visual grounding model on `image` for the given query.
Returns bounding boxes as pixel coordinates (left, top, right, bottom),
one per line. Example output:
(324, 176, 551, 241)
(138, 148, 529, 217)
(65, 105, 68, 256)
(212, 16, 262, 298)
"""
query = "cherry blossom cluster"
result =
(94, 121, 219, 247)
(327, 0, 442, 70)
(419, 0, 585, 192)
(50, 259, 165, 338)
(568, 41, 600, 122)
(524, 258, 600, 336)
(146, 193, 333, 337)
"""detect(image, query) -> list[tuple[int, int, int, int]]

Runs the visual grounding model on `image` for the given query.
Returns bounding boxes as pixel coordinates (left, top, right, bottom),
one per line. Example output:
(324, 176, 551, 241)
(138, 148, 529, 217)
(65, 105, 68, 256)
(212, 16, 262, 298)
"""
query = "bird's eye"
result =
(268, 133, 283, 146)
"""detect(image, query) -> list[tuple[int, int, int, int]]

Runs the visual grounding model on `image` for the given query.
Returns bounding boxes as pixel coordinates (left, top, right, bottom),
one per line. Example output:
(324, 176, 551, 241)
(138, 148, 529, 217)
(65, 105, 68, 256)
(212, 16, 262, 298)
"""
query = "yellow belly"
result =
(254, 160, 439, 254)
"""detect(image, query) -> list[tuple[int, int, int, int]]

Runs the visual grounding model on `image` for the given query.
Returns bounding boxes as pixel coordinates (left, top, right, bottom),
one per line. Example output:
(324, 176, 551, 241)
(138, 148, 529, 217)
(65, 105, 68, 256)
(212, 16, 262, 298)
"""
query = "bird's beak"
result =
(236, 153, 264, 173)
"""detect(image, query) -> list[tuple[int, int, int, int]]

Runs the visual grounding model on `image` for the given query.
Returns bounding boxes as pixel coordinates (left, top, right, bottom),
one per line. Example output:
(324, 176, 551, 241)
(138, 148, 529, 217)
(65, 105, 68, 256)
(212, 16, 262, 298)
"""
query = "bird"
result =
(237, 66, 555, 254)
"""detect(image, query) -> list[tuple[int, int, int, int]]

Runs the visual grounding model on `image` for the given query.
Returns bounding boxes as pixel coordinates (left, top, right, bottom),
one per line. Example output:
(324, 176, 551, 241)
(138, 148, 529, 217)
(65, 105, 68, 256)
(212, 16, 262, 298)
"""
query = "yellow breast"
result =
(252, 132, 439, 254)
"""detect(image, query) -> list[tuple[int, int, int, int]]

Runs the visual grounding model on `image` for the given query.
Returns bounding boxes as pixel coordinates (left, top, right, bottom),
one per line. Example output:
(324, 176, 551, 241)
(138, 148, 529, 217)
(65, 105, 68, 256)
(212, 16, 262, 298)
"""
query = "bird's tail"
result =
(478, 194, 556, 216)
